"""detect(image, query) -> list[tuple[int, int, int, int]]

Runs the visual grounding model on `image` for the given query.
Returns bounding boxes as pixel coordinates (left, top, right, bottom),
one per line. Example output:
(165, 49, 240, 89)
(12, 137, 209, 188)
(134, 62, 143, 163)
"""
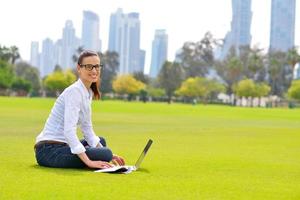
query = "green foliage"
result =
(175, 77, 225, 101)
(0, 45, 20, 64)
(100, 51, 119, 93)
(177, 32, 220, 78)
(44, 70, 76, 93)
(234, 79, 270, 98)
(147, 87, 166, 98)
(255, 83, 271, 97)
(268, 51, 293, 96)
(14, 61, 41, 93)
(288, 80, 300, 101)
(158, 61, 185, 99)
(133, 71, 151, 85)
(176, 77, 207, 98)
(11, 77, 32, 93)
(0, 59, 14, 89)
(215, 55, 244, 94)
(112, 74, 145, 95)
(286, 47, 300, 69)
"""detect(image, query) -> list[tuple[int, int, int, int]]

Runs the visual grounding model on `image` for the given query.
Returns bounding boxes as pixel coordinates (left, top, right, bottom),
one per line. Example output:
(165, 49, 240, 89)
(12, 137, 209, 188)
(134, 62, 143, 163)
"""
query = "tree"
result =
(157, 61, 185, 103)
(0, 59, 14, 93)
(267, 51, 291, 96)
(133, 71, 151, 85)
(286, 47, 300, 74)
(72, 46, 85, 63)
(54, 64, 63, 72)
(177, 32, 221, 78)
(0, 45, 20, 64)
(244, 46, 266, 82)
(175, 77, 225, 103)
(11, 77, 32, 96)
(254, 83, 271, 98)
(8, 46, 20, 64)
(112, 74, 145, 100)
(147, 87, 165, 98)
(234, 79, 270, 98)
(215, 54, 244, 94)
(99, 51, 119, 94)
(14, 61, 41, 95)
(175, 77, 207, 99)
(288, 80, 300, 101)
(43, 70, 76, 96)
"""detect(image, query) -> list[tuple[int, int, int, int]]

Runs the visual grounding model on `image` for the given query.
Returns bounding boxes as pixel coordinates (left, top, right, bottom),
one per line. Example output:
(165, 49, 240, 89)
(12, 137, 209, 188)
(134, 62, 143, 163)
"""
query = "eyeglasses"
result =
(79, 64, 103, 71)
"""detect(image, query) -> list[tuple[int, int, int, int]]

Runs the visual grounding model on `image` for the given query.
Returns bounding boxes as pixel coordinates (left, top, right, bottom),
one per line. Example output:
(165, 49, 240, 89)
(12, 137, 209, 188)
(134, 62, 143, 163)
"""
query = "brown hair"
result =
(77, 50, 101, 100)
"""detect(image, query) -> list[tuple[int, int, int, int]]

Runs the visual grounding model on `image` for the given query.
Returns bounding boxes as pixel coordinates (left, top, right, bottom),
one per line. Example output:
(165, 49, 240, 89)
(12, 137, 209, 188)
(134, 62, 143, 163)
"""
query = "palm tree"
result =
(9, 46, 20, 64)
(286, 47, 300, 78)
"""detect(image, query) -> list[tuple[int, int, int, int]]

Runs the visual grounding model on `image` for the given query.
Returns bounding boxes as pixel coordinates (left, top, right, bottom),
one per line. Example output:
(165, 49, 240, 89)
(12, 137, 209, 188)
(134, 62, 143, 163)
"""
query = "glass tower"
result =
(220, 0, 252, 59)
(150, 30, 168, 77)
(269, 0, 296, 52)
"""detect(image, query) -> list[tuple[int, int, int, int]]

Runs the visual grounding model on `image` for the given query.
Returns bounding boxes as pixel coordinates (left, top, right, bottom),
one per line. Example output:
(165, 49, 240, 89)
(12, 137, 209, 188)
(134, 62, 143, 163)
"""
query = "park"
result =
(0, 97, 299, 199)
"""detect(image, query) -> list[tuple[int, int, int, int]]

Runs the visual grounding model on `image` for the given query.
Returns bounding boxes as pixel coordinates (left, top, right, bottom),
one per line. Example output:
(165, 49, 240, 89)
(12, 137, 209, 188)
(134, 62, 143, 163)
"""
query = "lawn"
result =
(0, 97, 300, 199)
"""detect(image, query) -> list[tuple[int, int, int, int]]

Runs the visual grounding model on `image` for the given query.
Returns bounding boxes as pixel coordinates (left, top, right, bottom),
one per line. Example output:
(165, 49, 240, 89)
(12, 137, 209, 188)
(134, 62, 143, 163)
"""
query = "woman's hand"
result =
(87, 160, 114, 169)
(111, 154, 125, 166)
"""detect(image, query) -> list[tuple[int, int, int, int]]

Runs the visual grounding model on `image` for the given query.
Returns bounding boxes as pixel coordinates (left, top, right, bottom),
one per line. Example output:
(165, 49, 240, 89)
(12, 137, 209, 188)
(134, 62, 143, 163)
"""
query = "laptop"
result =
(94, 139, 153, 174)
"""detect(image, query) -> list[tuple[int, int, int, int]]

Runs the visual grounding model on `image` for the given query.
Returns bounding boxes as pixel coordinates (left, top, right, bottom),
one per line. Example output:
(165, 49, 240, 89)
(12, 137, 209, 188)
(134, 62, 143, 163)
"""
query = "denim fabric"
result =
(35, 137, 113, 168)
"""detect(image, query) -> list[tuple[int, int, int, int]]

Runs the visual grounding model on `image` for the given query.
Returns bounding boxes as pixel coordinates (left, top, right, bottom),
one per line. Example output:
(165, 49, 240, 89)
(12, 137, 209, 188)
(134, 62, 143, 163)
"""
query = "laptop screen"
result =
(134, 139, 153, 169)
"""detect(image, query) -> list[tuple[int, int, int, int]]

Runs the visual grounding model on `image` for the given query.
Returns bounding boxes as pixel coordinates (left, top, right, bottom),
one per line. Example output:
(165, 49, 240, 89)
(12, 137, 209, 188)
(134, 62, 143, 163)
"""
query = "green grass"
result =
(1, 97, 300, 199)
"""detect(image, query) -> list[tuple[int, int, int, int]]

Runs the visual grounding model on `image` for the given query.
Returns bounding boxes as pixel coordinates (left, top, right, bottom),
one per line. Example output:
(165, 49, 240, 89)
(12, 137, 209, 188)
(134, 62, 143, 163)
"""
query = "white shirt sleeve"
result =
(81, 118, 102, 148)
(63, 88, 86, 154)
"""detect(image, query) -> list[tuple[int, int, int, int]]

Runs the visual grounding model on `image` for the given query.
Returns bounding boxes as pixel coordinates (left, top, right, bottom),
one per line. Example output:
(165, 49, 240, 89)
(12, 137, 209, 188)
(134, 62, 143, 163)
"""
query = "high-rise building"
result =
(108, 9, 145, 74)
(61, 20, 79, 69)
(40, 38, 55, 77)
(150, 29, 168, 77)
(30, 41, 40, 68)
(220, 0, 252, 59)
(139, 50, 146, 73)
(81, 11, 101, 52)
(108, 8, 123, 53)
(269, 0, 296, 52)
(295, 63, 300, 79)
(54, 39, 63, 68)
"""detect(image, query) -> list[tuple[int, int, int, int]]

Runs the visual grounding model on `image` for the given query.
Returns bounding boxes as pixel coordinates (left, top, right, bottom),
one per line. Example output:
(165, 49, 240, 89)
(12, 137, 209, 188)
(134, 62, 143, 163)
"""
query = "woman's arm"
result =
(77, 152, 113, 169)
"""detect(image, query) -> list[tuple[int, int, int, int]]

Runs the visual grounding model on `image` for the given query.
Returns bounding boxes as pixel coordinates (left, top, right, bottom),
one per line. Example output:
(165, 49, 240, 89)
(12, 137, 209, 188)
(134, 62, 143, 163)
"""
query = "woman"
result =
(34, 50, 125, 169)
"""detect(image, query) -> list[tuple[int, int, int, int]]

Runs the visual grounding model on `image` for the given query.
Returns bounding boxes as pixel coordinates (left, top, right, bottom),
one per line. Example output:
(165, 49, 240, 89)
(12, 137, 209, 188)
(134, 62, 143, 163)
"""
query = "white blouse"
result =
(36, 79, 102, 154)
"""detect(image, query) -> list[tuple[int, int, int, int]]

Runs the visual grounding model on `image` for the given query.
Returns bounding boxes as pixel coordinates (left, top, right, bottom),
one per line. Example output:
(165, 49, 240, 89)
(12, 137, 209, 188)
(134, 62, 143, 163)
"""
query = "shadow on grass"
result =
(136, 168, 150, 173)
(30, 164, 150, 175)
(29, 164, 89, 176)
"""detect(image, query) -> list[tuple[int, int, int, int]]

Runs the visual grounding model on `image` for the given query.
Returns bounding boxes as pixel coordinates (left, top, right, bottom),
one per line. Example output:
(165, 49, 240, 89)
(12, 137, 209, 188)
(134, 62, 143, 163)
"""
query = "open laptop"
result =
(95, 139, 153, 174)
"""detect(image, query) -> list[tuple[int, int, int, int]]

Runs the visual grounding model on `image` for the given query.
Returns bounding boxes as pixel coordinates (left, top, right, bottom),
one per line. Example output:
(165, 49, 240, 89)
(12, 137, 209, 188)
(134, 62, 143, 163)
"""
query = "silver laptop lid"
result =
(134, 139, 153, 169)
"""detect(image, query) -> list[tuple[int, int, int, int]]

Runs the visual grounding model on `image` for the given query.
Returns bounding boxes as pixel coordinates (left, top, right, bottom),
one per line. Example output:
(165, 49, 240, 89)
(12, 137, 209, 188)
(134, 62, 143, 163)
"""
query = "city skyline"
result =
(1, 0, 300, 74)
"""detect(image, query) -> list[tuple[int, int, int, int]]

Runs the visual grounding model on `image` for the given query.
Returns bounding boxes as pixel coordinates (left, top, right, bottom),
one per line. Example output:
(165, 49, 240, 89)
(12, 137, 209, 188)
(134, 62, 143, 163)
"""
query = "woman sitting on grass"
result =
(34, 50, 125, 169)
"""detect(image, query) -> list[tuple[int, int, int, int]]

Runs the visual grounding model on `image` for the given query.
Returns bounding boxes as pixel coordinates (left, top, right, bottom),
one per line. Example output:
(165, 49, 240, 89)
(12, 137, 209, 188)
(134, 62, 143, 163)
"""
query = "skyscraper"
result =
(30, 41, 40, 68)
(108, 8, 123, 53)
(61, 20, 79, 69)
(150, 29, 168, 77)
(269, 0, 296, 52)
(41, 38, 55, 77)
(220, 0, 252, 59)
(296, 63, 300, 79)
(108, 9, 145, 74)
(81, 11, 101, 52)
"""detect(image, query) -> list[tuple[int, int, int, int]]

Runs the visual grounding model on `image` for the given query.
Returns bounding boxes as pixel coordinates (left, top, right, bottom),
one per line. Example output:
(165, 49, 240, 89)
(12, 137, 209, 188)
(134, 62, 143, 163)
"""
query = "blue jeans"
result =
(35, 137, 113, 168)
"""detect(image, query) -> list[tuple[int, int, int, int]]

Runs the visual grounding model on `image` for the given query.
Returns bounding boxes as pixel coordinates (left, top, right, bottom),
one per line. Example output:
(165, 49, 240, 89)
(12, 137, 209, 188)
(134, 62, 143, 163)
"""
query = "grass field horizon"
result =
(0, 96, 300, 199)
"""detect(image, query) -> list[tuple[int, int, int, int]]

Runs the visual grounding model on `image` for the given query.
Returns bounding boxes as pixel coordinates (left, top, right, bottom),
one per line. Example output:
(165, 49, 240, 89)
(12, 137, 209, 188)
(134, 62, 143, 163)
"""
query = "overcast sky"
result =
(0, 0, 299, 72)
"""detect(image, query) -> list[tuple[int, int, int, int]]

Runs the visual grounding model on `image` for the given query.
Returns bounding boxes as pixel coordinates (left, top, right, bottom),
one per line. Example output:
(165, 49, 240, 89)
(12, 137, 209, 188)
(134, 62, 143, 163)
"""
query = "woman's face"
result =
(77, 55, 101, 86)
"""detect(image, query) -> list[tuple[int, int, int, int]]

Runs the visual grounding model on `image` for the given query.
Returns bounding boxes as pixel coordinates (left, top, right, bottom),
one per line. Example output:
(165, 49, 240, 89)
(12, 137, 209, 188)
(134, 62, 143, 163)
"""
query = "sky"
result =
(0, 0, 299, 73)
